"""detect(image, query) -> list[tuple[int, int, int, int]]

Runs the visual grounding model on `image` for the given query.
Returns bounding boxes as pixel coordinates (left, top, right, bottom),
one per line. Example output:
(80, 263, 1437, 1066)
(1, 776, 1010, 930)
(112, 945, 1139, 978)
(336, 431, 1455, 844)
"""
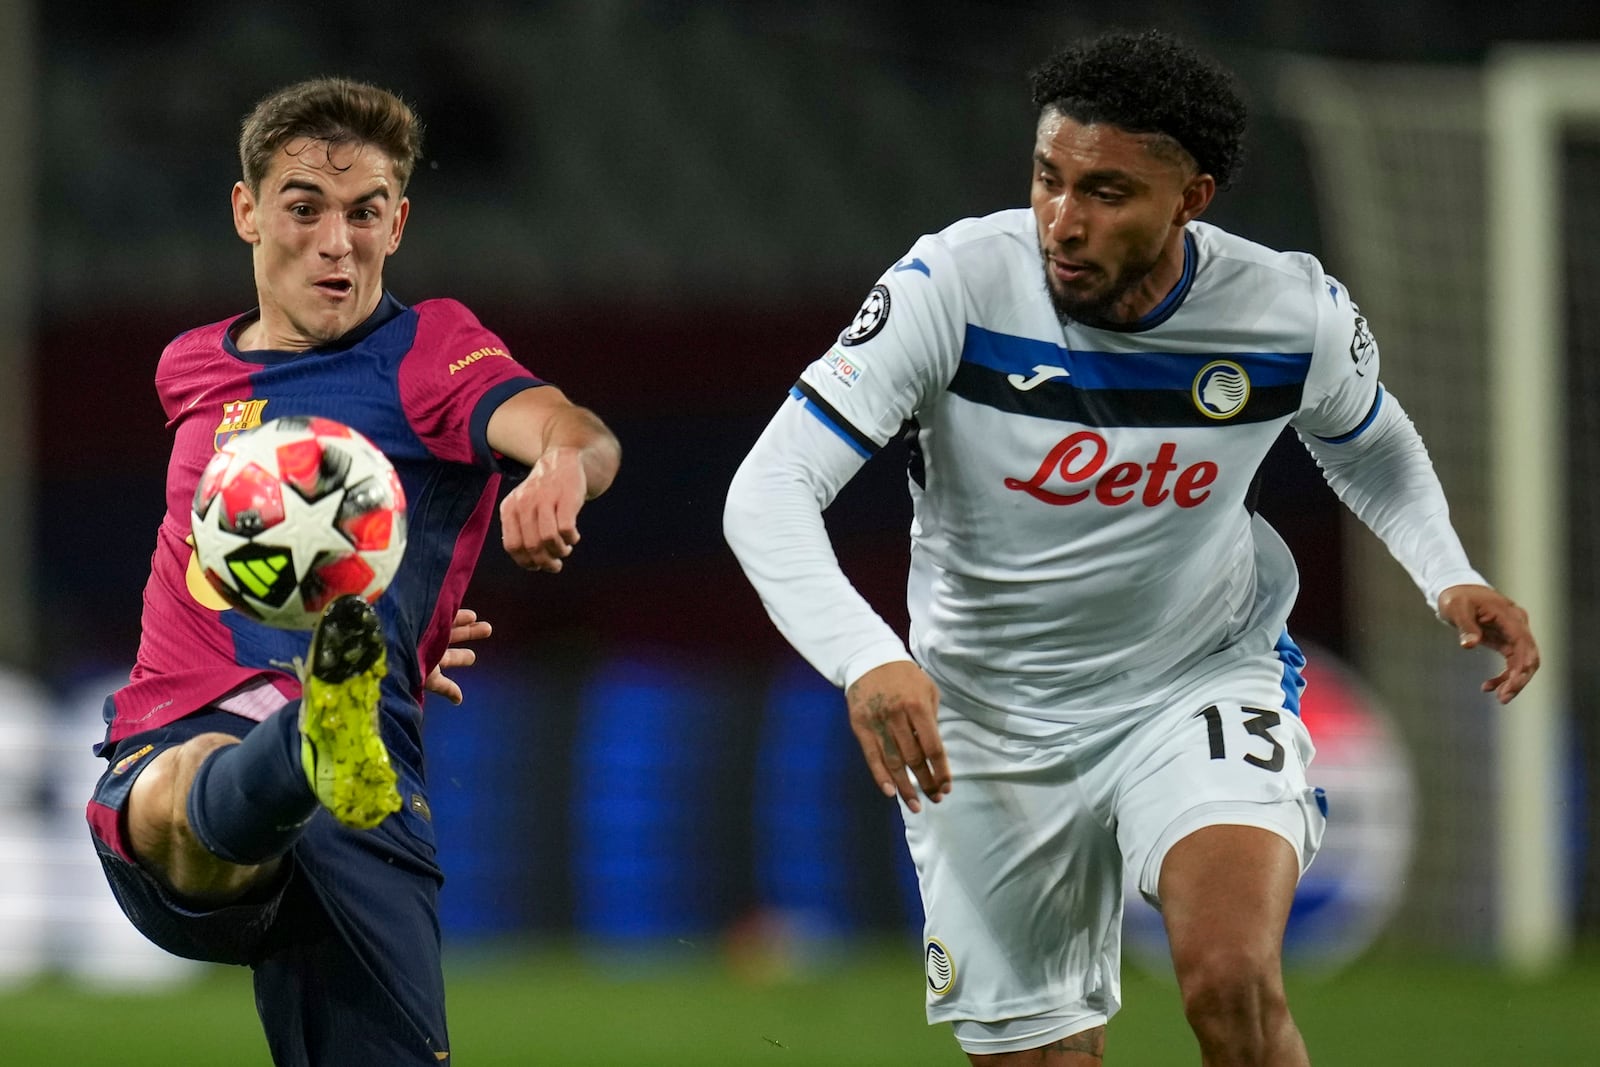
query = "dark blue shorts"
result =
(88, 709, 450, 1065)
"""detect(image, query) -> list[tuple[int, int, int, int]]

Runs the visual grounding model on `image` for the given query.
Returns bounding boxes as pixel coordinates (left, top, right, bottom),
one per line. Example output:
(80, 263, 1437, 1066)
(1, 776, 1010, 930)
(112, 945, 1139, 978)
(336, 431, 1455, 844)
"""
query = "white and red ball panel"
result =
(190, 416, 408, 630)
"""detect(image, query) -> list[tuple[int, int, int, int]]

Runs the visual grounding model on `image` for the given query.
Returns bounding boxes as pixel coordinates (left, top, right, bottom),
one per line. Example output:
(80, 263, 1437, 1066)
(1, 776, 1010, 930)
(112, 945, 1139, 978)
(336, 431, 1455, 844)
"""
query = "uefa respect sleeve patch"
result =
(822, 348, 864, 388)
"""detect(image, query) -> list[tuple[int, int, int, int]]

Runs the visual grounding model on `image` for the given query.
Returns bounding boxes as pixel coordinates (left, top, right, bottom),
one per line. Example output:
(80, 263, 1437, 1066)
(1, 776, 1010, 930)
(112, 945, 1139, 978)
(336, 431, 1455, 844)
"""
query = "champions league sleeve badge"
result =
(840, 284, 891, 347)
(1349, 305, 1377, 376)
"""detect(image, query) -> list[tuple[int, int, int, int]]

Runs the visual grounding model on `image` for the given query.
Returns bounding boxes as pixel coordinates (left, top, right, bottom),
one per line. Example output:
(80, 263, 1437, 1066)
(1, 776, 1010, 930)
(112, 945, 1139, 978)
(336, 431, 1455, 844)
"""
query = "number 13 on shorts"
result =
(1196, 704, 1287, 772)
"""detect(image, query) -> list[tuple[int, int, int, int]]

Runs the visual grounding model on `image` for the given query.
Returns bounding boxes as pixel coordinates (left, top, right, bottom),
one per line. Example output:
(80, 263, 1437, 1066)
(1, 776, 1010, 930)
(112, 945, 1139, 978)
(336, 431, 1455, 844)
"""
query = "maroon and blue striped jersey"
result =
(105, 293, 543, 745)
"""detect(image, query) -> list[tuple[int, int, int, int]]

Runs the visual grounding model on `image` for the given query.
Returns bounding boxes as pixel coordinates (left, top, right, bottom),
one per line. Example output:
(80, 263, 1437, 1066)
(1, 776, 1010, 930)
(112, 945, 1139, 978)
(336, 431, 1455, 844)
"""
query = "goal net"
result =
(1276, 48, 1600, 972)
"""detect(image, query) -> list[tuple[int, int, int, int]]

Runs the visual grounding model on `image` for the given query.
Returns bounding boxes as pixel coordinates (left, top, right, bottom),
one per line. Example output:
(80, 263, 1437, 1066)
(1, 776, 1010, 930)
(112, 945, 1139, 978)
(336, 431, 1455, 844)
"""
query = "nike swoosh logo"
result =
(892, 257, 930, 277)
(1006, 365, 1070, 391)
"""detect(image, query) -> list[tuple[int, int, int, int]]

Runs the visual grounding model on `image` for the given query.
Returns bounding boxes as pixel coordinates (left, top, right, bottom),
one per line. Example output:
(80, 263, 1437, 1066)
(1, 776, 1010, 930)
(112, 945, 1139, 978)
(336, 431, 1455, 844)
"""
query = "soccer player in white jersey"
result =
(724, 29, 1538, 1067)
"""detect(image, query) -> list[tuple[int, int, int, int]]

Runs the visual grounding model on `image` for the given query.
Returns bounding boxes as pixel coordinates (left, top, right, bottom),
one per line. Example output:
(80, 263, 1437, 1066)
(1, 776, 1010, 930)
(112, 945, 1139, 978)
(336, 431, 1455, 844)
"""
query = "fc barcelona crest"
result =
(214, 399, 268, 451)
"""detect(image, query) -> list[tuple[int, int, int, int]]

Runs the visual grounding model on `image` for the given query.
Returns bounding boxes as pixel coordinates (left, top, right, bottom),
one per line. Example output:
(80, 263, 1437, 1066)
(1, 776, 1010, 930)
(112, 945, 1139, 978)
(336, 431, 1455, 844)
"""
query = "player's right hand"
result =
(499, 446, 587, 572)
(846, 661, 951, 813)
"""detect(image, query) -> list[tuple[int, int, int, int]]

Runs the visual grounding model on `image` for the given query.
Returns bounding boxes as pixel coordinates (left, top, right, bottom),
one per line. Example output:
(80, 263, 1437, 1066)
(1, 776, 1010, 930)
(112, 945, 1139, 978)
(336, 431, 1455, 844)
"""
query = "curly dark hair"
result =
(1028, 30, 1246, 189)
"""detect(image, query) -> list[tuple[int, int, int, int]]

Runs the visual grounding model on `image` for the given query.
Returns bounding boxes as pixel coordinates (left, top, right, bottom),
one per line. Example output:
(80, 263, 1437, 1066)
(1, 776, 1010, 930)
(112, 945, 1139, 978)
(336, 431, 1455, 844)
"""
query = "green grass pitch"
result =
(1, 942, 1597, 1064)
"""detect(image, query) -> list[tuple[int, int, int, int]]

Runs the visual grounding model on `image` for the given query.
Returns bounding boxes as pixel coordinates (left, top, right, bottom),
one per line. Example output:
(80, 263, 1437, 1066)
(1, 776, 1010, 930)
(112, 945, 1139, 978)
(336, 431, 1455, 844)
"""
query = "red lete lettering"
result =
(1003, 429, 1218, 508)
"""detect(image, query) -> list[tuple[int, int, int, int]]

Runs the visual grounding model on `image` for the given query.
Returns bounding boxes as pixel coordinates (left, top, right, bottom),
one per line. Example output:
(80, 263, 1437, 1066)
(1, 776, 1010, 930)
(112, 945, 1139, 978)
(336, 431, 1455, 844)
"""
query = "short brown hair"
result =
(238, 77, 424, 193)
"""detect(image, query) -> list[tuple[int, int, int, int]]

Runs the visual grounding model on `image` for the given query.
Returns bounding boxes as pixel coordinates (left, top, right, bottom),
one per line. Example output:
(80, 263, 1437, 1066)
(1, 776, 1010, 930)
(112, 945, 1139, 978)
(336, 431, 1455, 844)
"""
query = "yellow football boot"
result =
(299, 595, 401, 829)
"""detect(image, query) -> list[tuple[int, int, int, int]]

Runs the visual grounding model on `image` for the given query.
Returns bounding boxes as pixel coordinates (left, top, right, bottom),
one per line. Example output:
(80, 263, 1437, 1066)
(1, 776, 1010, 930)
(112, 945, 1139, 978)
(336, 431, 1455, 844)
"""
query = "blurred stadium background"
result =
(1, 1, 1598, 1063)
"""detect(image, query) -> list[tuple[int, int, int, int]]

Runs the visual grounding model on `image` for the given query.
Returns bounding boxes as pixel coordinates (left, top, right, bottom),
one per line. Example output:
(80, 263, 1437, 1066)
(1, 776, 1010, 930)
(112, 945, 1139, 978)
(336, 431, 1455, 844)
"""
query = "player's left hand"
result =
(424, 608, 493, 705)
(500, 446, 588, 572)
(1436, 583, 1539, 704)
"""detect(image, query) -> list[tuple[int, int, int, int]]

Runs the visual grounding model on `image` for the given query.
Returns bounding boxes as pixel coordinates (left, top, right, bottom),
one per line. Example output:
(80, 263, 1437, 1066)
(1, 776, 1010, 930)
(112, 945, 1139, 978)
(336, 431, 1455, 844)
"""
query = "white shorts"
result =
(902, 643, 1327, 1056)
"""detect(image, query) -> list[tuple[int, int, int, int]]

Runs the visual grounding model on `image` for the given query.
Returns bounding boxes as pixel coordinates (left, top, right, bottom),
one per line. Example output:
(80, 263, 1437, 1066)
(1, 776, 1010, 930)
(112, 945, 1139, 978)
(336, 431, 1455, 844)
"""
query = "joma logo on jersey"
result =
(1005, 430, 1218, 508)
(214, 399, 268, 451)
(448, 346, 511, 375)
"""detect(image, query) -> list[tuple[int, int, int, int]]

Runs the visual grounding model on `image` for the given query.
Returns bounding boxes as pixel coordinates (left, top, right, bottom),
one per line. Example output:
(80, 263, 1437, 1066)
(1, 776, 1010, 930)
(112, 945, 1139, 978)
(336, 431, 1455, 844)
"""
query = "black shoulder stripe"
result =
(948, 362, 1303, 427)
(1313, 385, 1385, 445)
(792, 379, 879, 455)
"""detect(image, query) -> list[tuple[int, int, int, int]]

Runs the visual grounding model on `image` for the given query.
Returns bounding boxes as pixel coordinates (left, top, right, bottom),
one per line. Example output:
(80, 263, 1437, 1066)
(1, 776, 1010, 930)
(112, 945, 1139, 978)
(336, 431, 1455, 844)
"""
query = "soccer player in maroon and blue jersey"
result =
(86, 78, 620, 1065)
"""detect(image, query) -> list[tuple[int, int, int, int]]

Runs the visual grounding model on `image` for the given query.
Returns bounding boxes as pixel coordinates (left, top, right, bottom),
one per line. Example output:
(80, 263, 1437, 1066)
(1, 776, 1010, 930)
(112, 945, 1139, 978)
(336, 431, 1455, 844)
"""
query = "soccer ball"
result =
(191, 416, 407, 630)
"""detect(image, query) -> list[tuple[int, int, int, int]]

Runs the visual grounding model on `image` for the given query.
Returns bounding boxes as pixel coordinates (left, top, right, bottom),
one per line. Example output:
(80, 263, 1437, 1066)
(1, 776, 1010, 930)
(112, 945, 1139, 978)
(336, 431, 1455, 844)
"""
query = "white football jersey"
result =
(791, 210, 1382, 719)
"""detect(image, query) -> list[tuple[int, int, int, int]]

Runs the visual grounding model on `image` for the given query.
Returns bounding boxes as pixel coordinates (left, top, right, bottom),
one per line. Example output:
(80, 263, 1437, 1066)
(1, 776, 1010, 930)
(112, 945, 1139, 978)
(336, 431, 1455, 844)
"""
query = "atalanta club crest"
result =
(925, 938, 955, 996)
(1191, 361, 1250, 420)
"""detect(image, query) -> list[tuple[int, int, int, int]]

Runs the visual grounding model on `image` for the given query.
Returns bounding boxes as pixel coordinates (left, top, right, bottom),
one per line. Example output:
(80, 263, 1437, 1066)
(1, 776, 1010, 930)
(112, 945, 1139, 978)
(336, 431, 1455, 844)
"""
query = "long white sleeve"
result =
(1299, 389, 1488, 610)
(723, 396, 914, 689)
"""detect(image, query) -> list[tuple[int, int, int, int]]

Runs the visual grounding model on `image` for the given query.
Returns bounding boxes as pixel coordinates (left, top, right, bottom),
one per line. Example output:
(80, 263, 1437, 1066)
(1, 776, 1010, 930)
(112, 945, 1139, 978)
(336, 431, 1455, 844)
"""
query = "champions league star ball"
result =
(191, 416, 407, 630)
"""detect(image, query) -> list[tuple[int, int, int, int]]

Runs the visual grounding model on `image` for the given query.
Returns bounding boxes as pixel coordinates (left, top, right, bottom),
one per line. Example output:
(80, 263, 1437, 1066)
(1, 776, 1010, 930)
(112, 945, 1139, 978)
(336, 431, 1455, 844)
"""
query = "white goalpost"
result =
(1278, 47, 1600, 974)
(1484, 46, 1600, 974)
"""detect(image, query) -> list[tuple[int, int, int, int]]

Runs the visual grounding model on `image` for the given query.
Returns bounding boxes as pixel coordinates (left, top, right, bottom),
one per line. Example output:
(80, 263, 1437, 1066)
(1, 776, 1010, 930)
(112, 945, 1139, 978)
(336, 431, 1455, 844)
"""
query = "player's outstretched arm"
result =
(725, 399, 952, 805)
(846, 661, 951, 813)
(1299, 394, 1540, 702)
(1435, 584, 1540, 704)
(486, 386, 621, 572)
